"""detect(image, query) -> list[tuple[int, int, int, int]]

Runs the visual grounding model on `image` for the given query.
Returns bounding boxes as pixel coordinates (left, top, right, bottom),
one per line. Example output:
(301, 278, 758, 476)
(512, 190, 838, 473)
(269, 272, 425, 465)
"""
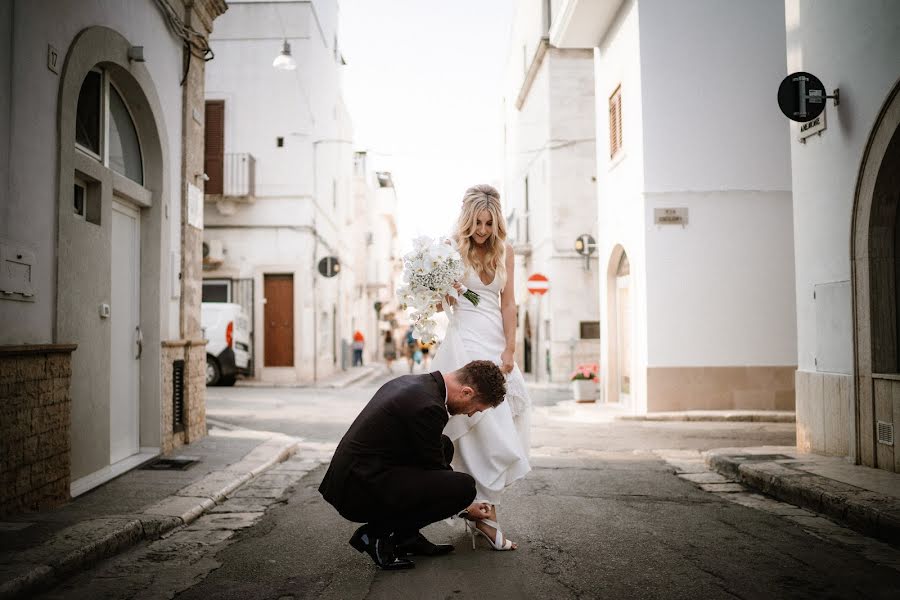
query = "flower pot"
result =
(572, 379, 597, 402)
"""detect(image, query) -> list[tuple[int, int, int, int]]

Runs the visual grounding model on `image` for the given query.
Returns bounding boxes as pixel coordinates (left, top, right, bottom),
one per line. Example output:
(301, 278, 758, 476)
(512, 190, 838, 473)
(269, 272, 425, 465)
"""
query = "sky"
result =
(339, 0, 516, 247)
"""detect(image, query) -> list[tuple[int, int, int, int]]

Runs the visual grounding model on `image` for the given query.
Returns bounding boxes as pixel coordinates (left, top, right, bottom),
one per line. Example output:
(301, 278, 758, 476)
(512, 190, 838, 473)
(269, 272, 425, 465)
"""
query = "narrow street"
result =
(35, 371, 900, 599)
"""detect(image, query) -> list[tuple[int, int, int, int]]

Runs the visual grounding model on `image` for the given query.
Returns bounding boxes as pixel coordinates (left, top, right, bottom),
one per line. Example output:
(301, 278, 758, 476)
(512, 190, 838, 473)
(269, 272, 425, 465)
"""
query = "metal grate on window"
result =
(172, 360, 185, 433)
(877, 421, 894, 446)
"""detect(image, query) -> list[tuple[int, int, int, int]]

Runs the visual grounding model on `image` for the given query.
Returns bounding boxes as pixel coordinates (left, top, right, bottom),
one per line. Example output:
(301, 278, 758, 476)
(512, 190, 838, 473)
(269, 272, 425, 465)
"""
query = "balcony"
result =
(206, 153, 256, 213)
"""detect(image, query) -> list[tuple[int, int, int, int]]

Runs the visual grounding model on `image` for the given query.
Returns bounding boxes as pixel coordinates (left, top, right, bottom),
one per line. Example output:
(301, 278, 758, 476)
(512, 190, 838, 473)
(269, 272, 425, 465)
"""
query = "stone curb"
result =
(0, 435, 299, 600)
(619, 411, 796, 423)
(234, 365, 379, 390)
(705, 451, 900, 547)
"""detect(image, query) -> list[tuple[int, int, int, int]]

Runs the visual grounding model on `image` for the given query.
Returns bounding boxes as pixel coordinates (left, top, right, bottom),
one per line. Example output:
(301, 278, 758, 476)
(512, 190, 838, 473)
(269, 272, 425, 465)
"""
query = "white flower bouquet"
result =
(397, 236, 479, 343)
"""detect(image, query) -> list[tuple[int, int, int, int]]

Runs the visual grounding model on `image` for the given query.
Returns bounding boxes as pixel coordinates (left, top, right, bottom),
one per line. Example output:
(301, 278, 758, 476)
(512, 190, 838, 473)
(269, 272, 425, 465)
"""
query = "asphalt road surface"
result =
(38, 370, 900, 599)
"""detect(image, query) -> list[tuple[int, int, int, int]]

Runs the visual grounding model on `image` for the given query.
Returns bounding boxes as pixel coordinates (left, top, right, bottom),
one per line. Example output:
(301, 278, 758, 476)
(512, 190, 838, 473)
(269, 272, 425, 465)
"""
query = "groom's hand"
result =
(464, 502, 491, 520)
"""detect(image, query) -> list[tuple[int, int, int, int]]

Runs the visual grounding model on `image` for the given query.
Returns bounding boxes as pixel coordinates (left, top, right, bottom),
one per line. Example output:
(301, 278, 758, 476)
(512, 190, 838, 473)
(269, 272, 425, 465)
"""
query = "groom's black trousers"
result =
(335, 436, 475, 538)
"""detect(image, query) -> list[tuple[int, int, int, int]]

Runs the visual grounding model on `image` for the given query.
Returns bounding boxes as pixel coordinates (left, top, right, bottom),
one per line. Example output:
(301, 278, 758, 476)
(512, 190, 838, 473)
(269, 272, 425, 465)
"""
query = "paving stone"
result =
(184, 512, 264, 532)
(785, 515, 847, 531)
(208, 497, 276, 513)
(143, 495, 214, 521)
(229, 486, 289, 499)
(678, 472, 732, 484)
(251, 473, 302, 487)
(174, 471, 250, 500)
(699, 483, 745, 493)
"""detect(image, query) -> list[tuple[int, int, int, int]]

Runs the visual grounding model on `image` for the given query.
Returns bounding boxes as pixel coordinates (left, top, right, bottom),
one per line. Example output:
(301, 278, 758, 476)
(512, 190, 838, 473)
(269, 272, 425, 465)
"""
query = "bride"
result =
(432, 184, 531, 551)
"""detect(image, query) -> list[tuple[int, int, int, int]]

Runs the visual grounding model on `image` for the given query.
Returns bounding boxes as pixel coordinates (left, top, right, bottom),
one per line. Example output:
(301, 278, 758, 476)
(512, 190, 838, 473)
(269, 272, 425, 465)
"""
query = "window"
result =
(73, 182, 85, 217)
(202, 280, 231, 303)
(73, 175, 101, 224)
(108, 85, 143, 184)
(75, 70, 102, 155)
(75, 69, 144, 184)
(609, 85, 623, 158)
(580, 321, 601, 339)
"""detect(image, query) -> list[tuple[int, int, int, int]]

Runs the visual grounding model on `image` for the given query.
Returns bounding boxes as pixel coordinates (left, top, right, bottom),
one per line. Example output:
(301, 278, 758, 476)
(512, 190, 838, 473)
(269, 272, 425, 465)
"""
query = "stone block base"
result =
(0, 344, 76, 516)
(161, 340, 207, 455)
(647, 365, 796, 413)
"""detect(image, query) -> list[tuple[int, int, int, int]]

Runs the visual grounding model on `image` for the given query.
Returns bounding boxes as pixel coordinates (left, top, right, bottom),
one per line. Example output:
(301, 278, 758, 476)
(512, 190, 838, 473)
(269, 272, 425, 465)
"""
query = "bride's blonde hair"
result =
(453, 184, 507, 286)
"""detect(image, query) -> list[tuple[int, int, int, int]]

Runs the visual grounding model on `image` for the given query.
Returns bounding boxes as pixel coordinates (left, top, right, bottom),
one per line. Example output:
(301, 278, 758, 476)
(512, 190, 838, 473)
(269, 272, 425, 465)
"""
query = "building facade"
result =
(552, 0, 797, 411)
(0, 0, 225, 514)
(784, 0, 900, 471)
(348, 154, 401, 365)
(202, 0, 359, 383)
(503, 0, 601, 384)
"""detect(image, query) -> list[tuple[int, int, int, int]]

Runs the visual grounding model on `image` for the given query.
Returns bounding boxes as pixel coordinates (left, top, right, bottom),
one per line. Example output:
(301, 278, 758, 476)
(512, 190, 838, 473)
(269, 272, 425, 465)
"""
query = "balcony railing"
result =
(225, 152, 255, 198)
(207, 153, 256, 200)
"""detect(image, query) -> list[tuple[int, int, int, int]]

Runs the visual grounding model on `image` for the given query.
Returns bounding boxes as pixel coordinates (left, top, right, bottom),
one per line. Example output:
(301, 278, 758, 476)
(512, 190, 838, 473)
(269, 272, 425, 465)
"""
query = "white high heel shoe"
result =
(465, 518, 515, 551)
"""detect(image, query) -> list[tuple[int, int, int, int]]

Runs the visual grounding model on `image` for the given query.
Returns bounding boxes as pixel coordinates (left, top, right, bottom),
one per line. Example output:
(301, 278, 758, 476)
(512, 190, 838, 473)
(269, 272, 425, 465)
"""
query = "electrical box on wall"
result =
(0, 240, 36, 302)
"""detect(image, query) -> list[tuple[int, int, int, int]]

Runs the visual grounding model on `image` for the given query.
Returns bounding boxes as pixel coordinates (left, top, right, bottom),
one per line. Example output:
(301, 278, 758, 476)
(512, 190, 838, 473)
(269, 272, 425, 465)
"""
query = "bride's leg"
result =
(475, 504, 517, 550)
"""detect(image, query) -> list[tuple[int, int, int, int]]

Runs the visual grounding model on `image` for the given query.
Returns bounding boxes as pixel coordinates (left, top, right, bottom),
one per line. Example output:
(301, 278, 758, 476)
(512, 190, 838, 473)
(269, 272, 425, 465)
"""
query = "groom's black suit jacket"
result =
(319, 372, 453, 521)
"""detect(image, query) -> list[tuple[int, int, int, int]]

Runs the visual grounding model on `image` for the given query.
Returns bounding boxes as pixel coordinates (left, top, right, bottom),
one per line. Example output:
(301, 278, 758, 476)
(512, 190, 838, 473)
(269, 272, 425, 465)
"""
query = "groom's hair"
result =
(456, 360, 506, 407)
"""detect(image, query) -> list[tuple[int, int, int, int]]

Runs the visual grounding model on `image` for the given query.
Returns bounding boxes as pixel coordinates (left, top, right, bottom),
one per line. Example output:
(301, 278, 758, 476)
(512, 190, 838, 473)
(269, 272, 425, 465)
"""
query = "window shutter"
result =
(204, 101, 225, 195)
(609, 86, 622, 158)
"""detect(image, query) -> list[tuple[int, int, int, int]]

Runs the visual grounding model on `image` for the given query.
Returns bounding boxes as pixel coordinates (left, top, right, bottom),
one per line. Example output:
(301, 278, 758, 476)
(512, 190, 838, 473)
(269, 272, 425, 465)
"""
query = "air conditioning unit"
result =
(206, 239, 224, 263)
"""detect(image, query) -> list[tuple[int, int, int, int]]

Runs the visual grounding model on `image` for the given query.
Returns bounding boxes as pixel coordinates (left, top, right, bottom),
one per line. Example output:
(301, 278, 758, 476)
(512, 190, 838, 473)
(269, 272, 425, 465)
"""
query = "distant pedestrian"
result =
(404, 326, 417, 373)
(383, 330, 397, 373)
(352, 330, 365, 367)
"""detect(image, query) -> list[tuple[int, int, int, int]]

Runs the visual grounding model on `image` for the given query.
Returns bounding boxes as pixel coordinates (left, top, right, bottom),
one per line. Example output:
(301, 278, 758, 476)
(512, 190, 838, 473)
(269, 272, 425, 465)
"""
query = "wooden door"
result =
(264, 274, 294, 366)
(204, 100, 224, 195)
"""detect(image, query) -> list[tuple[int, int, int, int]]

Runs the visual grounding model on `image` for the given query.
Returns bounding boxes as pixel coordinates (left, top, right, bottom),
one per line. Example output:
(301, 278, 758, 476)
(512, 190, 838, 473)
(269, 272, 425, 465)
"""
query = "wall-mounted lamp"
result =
(128, 46, 145, 63)
(272, 40, 297, 71)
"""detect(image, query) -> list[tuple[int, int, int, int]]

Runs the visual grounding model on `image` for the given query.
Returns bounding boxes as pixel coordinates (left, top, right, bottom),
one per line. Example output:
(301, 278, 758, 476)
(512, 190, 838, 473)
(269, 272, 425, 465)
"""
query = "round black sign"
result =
(317, 256, 340, 277)
(777, 71, 827, 122)
(574, 234, 596, 256)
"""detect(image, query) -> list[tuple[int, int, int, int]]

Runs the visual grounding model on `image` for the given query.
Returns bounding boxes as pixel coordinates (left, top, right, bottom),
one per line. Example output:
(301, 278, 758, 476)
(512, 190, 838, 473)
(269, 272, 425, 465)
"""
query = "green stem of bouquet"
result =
(463, 290, 480, 306)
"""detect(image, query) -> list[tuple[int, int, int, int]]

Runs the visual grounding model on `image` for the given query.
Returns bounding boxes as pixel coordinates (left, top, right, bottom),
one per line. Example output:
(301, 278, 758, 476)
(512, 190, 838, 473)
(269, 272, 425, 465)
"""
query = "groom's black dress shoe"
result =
(395, 532, 454, 557)
(349, 526, 415, 570)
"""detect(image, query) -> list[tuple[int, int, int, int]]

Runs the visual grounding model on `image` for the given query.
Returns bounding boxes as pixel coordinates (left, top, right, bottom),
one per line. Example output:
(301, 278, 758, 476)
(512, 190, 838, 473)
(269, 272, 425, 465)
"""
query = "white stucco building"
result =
(503, 0, 600, 384)
(348, 154, 401, 364)
(0, 0, 225, 512)
(202, 0, 360, 383)
(784, 1, 900, 472)
(552, 0, 797, 412)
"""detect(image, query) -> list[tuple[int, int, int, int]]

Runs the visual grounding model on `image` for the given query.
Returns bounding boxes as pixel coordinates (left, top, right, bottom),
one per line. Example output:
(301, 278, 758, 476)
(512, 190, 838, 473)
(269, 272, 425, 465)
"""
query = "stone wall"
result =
(161, 340, 207, 455)
(0, 345, 76, 516)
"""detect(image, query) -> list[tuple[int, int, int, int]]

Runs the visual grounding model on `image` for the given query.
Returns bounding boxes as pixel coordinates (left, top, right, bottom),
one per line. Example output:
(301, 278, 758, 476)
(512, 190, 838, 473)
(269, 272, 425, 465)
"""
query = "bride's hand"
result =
(452, 281, 464, 293)
(500, 350, 514, 374)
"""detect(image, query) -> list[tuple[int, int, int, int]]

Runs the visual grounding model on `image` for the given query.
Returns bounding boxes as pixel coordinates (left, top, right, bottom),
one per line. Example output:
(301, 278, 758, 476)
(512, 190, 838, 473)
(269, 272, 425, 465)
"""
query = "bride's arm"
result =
(499, 244, 516, 373)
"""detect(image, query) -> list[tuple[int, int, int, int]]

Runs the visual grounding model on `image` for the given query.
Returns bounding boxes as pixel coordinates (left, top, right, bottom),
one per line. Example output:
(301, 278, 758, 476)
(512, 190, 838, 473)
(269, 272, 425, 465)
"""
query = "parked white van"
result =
(201, 302, 251, 386)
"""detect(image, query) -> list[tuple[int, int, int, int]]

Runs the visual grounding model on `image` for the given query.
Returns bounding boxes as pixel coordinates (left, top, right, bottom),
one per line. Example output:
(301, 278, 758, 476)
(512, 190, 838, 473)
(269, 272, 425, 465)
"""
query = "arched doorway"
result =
(607, 246, 632, 405)
(57, 27, 168, 490)
(852, 79, 900, 472)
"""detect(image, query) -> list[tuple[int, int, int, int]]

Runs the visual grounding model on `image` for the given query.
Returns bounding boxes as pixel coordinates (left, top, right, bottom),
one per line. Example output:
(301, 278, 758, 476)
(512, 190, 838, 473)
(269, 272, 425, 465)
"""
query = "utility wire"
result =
(154, 0, 214, 62)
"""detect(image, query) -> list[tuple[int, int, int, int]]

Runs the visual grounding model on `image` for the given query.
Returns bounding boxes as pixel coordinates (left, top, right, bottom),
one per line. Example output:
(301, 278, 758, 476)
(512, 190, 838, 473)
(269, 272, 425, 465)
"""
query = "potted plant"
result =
(571, 363, 599, 403)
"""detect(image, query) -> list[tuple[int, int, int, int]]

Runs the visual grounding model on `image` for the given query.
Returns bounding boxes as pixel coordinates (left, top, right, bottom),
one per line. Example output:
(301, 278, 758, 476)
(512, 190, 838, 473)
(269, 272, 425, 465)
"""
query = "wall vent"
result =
(173, 360, 185, 433)
(877, 421, 894, 446)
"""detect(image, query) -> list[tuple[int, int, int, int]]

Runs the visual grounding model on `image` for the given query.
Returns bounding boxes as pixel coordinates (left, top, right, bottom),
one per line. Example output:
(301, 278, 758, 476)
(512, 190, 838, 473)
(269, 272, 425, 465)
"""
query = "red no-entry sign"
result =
(526, 273, 549, 296)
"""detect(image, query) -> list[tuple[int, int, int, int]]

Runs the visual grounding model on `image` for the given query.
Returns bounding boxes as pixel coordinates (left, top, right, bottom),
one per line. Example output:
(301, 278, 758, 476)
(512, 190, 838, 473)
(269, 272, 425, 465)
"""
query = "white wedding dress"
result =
(431, 269, 531, 504)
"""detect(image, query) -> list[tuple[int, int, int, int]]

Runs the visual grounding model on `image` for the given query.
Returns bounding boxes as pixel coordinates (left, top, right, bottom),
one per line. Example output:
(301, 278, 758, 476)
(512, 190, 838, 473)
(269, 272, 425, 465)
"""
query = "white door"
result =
(110, 200, 141, 463)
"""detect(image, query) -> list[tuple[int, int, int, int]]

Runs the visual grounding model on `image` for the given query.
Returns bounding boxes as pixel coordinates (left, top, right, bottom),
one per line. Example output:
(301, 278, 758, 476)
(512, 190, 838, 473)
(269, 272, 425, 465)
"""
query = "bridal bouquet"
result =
(397, 236, 479, 343)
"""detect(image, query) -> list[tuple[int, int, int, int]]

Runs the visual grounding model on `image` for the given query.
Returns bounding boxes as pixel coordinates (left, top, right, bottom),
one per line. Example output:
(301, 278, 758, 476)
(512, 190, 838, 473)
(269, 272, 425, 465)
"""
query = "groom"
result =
(319, 360, 507, 570)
